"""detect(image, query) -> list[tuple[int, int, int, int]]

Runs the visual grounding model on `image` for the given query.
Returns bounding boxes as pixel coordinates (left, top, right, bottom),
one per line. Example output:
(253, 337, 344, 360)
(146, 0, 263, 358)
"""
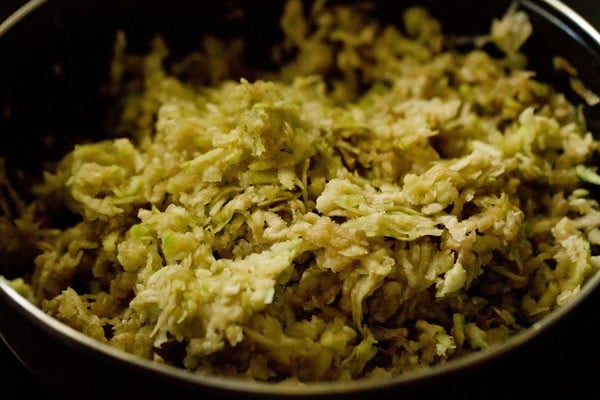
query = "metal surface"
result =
(0, 0, 599, 398)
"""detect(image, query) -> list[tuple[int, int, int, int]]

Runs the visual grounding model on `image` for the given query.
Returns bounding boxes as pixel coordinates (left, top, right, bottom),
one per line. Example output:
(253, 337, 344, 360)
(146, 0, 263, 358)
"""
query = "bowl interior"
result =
(1, 0, 600, 398)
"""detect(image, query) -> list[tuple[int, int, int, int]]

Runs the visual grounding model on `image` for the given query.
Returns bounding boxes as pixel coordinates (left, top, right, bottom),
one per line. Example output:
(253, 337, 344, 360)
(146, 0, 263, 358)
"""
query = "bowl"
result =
(0, 0, 599, 399)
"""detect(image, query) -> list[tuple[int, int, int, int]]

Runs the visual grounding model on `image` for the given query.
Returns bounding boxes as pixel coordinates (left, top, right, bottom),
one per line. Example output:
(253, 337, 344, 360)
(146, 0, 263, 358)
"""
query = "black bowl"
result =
(0, 1, 599, 399)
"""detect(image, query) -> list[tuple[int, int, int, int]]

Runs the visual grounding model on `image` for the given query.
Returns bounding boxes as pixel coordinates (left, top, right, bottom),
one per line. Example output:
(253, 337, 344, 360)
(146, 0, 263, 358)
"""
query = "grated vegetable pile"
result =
(2, 0, 600, 382)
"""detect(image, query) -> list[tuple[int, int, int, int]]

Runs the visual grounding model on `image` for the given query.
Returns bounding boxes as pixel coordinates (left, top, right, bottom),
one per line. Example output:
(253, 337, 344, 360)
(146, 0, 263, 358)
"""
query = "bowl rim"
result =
(525, 0, 600, 47)
(1, 0, 600, 396)
(0, 0, 45, 36)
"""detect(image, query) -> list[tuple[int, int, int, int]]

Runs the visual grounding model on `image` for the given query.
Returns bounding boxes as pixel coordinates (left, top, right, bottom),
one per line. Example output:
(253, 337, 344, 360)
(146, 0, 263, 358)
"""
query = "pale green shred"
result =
(490, 6, 532, 55)
(1, 0, 600, 382)
(0, 276, 36, 304)
(576, 164, 600, 185)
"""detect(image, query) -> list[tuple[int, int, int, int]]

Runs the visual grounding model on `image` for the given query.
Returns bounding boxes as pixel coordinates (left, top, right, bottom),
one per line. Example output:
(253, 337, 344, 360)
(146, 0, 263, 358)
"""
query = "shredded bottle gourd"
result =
(1, 0, 600, 382)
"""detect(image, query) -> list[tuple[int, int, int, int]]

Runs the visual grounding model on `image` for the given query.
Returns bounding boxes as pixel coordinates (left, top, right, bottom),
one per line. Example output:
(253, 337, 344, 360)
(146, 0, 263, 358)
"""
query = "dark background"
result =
(0, 1, 599, 399)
